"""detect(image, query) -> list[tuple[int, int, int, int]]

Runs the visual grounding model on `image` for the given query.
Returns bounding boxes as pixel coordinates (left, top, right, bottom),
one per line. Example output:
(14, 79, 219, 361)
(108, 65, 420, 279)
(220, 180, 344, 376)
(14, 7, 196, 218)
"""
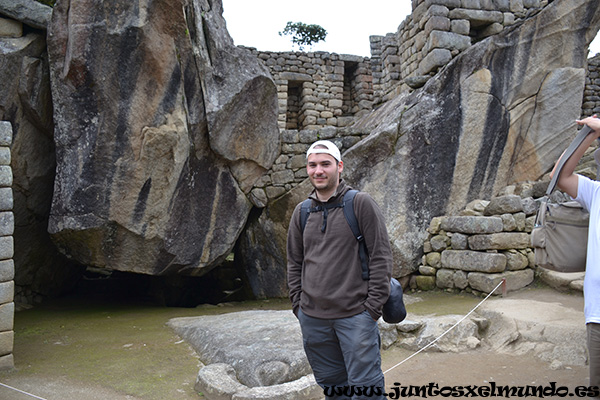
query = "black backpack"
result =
(298, 189, 406, 324)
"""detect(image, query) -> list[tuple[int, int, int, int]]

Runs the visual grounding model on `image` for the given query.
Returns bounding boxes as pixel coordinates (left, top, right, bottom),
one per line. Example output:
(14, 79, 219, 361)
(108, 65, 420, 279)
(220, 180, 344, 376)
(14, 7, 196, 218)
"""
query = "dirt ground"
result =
(381, 287, 591, 399)
(0, 286, 591, 400)
(382, 349, 589, 398)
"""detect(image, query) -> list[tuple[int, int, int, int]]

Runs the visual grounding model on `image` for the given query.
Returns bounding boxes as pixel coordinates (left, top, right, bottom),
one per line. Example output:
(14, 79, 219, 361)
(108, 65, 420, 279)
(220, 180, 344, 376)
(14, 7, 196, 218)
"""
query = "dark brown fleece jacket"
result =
(287, 180, 392, 320)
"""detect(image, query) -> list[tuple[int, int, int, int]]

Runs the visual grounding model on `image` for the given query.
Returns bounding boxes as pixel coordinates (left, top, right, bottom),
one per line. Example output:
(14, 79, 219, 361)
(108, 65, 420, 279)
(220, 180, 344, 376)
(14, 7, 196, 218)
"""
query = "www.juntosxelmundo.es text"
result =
(323, 382, 599, 398)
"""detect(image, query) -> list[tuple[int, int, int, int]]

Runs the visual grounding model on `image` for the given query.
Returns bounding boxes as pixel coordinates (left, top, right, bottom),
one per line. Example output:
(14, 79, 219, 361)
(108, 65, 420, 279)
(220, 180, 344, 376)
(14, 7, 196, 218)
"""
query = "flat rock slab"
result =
(480, 298, 584, 326)
(477, 298, 587, 367)
(167, 310, 311, 388)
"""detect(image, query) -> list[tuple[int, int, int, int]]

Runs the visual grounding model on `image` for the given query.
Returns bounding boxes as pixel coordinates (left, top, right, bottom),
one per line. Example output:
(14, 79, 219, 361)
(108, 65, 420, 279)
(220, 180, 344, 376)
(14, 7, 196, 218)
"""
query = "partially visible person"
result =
(287, 140, 392, 399)
(552, 115, 600, 392)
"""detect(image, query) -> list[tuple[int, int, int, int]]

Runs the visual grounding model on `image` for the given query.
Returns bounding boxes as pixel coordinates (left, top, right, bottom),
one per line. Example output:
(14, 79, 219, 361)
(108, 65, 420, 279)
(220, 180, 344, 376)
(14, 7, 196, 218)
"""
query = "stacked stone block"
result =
(370, 0, 551, 106)
(250, 128, 367, 206)
(417, 194, 538, 295)
(244, 48, 373, 131)
(0, 122, 14, 370)
(369, 33, 403, 105)
(583, 54, 600, 117)
(0, 15, 23, 38)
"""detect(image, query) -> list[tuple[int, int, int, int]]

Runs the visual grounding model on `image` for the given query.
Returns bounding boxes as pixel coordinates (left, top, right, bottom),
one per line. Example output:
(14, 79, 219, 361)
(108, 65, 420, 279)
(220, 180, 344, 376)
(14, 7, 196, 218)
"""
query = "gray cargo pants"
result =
(297, 308, 386, 400)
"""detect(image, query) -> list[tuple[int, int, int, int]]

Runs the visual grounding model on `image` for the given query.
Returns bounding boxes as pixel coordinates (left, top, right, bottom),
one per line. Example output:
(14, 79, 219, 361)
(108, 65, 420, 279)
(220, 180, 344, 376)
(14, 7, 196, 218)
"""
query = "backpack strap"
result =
(299, 190, 370, 281)
(300, 199, 312, 232)
(342, 190, 370, 281)
(300, 199, 343, 233)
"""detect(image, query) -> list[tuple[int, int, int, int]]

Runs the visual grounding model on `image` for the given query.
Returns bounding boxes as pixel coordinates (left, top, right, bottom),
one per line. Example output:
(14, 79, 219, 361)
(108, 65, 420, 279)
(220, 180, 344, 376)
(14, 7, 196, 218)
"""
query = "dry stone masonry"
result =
(417, 193, 538, 295)
(583, 54, 600, 117)
(0, 122, 14, 371)
(250, 128, 368, 206)
(243, 48, 374, 131)
(240, 49, 373, 205)
(415, 143, 600, 296)
(370, 0, 553, 105)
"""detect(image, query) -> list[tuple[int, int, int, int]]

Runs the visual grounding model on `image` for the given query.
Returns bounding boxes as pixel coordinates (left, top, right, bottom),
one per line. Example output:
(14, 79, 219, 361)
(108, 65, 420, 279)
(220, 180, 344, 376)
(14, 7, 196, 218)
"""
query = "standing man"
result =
(552, 115, 600, 392)
(287, 140, 392, 399)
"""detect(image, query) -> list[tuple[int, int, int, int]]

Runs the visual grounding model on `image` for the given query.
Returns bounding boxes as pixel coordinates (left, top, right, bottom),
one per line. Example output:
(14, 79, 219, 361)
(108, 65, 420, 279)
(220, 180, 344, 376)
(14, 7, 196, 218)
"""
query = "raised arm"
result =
(550, 116, 600, 198)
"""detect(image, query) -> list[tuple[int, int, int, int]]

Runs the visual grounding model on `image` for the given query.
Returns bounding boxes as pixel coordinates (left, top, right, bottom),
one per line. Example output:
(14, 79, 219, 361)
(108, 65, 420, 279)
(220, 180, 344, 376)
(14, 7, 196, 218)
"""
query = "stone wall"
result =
(0, 122, 14, 370)
(243, 48, 373, 131)
(583, 54, 600, 117)
(413, 131, 600, 295)
(417, 193, 538, 295)
(369, 0, 552, 105)
(250, 127, 368, 207)
(239, 49, 373, 205)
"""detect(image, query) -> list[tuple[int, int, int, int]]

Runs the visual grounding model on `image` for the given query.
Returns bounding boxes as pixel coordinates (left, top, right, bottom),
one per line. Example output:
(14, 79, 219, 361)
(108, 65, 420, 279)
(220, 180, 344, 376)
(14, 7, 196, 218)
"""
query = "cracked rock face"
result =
(46, 0, 279, 276)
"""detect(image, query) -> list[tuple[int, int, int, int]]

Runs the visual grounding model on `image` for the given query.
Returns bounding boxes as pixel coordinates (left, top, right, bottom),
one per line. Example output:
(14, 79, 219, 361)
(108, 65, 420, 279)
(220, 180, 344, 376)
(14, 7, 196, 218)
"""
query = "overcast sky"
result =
(221, 0, 600, 58)
(221, 0, 412, 57)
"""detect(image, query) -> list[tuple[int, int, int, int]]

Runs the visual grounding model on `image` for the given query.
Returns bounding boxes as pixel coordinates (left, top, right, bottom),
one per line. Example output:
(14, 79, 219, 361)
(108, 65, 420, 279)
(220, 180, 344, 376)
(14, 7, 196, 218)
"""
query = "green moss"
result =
(406, 290, 482, 316)
(0, 296, 291, 399)
(35, 0, 55, 6)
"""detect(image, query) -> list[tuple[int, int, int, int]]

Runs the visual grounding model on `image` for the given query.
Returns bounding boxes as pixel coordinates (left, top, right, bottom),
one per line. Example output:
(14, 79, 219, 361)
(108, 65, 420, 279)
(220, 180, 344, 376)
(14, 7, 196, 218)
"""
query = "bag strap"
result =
(534, 199, 548, 227)
(546, 125, 593, 196)
(299, 189, 370, 281)
(300, 199, 312, 232)
(342, 190, 370, 281)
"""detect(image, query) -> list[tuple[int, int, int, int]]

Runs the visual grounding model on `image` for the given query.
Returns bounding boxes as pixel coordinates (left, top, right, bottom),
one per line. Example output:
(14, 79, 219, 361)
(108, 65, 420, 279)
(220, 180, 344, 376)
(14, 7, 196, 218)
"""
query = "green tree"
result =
(279, 21, 327, 51)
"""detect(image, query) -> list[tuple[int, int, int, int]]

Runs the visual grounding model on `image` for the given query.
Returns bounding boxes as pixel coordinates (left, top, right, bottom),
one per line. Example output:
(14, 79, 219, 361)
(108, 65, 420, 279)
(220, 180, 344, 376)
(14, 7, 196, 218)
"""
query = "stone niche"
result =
(245, 49, 374, 131)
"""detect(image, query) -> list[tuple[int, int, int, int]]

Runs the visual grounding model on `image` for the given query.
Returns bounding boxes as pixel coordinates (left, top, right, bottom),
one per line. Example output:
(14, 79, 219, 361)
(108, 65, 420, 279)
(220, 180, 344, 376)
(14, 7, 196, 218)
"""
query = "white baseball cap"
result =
(306, 140, 342, 162)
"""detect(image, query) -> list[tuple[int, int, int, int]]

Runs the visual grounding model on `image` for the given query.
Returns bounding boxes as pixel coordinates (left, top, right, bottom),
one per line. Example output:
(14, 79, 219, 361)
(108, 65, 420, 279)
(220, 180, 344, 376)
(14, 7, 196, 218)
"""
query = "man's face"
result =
(306, 153, 343, 193)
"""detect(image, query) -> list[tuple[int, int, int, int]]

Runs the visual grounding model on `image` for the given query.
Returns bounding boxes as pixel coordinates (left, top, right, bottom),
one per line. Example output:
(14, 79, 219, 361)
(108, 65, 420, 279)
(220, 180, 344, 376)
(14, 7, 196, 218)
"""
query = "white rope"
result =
(0, 280, 504, 395)
(0, 382, 48, 399)
(383, 279, 505, 375)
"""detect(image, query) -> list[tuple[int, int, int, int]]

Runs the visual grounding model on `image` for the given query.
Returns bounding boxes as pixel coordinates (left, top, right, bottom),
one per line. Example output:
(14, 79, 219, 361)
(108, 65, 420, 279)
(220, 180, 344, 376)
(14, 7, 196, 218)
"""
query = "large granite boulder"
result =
(236, 180, 313, 298)
(345, 1, 600, 274)
(344, 0, 600, 273)
(46, 0, 279, 275)
(237, 0, 600, 296)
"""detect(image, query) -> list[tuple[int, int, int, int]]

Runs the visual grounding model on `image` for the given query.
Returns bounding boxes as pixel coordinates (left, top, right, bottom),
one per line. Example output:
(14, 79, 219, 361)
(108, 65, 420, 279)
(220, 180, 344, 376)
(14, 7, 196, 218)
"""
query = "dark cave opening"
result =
(61, 259, 256, 308)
